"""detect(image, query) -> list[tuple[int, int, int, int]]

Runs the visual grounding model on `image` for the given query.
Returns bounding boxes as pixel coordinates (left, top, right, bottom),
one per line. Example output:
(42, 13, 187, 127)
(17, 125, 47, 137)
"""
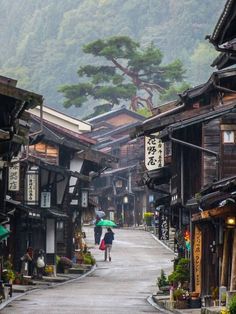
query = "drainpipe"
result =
(168, 132, 220, 180)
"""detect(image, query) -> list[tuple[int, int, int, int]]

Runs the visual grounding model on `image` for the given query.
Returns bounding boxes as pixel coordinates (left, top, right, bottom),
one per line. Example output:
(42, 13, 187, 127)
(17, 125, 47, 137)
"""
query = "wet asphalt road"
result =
(1, 227, 175, 314)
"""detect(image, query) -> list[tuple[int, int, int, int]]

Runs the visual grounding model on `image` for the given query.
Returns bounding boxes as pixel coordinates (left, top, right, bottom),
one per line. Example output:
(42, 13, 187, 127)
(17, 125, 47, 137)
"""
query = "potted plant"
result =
(2, 269, 15, 284)
(168, 258, 190, 288)
(144, 212, 154, 227)
(157, 269, 170, 294)
(189, 292, 201, 308)
(83, 252, 96, 266)
(211, 286, 219, 306)
(58, 256, 73, 273)
(14, 273, 22, 285)
(173, 288, 189, 309)
(229, 294, 236, 314)
(221, 292, 226, 306)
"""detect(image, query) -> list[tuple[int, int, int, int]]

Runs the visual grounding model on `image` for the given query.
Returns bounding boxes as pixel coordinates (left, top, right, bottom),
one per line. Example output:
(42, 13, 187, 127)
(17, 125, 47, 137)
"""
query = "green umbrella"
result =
(96, 219, 117, 227)
(0, 225, 10, 241)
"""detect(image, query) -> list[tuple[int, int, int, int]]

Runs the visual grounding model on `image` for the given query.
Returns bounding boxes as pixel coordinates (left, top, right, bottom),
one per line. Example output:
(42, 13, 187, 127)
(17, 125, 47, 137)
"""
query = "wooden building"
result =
(135, 67, 236, 295)
(7, 107, 117, 271)
(0, 76, 43, 272)
(86, 108, 151, 226)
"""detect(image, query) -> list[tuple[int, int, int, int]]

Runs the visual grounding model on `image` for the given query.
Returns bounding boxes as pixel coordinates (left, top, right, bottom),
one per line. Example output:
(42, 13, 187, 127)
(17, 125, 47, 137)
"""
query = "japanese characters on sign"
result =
(41, 191, 51, 208)
(8, 163, 20, 191)
(81, 190, 88, 208)
(159, 208, 169, 241)
(194, 226, 202, 293)
(145, 133, 164, 170)
(25, 169, 39, 205)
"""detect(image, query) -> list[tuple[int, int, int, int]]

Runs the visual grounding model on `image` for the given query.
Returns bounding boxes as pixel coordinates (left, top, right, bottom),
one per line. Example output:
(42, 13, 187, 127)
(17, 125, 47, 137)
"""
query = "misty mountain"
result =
(0, 0, 223, 118)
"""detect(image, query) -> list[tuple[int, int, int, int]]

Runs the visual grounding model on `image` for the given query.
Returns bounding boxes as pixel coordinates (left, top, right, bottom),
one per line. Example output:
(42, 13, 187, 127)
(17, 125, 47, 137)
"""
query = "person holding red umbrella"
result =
(103, 228, 114, 262)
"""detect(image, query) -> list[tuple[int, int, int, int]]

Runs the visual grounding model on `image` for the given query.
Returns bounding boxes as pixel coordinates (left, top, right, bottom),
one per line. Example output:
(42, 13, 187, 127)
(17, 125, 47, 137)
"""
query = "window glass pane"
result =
(223, 131, 234, 143)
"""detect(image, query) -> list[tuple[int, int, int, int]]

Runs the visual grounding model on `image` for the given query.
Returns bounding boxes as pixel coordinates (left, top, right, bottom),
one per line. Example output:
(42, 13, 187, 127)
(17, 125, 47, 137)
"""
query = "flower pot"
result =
(14, 279, 21, 285)
(189, 298, 201, 308)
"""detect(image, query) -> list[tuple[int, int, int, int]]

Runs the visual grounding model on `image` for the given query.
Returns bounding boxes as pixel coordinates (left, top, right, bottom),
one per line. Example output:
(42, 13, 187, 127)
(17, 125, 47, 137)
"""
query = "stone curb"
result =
(147, 295, 175, 313)
(0, 264, 97, 310)
(150, 232, 177, 255)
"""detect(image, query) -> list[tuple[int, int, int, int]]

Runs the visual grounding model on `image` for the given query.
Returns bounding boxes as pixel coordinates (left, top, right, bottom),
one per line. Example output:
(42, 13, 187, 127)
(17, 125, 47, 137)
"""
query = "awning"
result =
(158, 102, 236, 139)
(142, 167, 171, 187)
(5, 199, 41, 219)
(0, 225, 10, 241)
(192, 204, 236, 222)
(101, 165, 136, 176)
(45, 208, 68, 219)
(27, 155, 90, 182)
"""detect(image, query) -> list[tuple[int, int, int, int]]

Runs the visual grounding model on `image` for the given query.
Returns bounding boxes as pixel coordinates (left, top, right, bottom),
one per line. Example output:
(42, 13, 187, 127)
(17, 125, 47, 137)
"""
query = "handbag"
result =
(36, 257, 45, 268)
(99, 239, 106, 251)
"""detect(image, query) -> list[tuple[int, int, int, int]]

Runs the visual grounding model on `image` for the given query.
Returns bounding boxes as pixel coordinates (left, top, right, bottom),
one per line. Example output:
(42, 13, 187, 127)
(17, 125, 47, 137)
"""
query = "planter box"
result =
(174, 300, 189, 309)
(189, 298, 201, 308)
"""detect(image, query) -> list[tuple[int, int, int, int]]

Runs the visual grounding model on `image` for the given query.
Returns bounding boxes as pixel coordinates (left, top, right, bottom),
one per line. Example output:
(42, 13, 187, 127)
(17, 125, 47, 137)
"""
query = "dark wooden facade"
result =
(135, 66, 236, 295)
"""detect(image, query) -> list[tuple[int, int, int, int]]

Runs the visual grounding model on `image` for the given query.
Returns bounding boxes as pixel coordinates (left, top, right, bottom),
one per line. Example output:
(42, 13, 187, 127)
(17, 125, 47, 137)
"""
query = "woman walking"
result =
(103, 228, 114, 262)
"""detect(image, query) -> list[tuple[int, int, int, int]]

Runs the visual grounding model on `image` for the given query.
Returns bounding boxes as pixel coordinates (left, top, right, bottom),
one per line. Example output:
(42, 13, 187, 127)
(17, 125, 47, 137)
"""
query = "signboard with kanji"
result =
(159, 208, 169, 240)
(194, 225, 202, 293)
(8, 162, 20, 191)
(25, 169, 39, 205)
(81, 190, 88, 208)
(41, 191, 51, 208)
(145, 134, 164, 170)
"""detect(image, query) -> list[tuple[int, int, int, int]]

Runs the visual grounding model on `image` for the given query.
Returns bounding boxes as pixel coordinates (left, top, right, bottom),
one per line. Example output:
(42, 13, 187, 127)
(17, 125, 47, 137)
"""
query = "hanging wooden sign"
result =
(25, 168, 39, 205)
(159, 208, 169, 240)
(194, 225, 202, 293)
(81, 190, 88, 208)
(145, 133, 164, 170)
(8, 162, 20, 191)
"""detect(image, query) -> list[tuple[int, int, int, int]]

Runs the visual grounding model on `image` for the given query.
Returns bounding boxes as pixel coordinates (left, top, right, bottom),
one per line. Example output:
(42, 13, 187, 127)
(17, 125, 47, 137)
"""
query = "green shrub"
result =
(157, 269, 169, 288)
(229, 294, 236, 314)
(173, 288, 186, 301)
(168, 258, 190, 286)
(144, 212, 153, 226)
(83, 252, 96, 265)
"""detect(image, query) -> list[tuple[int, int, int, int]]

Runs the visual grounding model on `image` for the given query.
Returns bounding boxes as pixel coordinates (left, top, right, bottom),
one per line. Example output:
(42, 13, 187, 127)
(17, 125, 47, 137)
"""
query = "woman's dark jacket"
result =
(104, 231, 114, 245)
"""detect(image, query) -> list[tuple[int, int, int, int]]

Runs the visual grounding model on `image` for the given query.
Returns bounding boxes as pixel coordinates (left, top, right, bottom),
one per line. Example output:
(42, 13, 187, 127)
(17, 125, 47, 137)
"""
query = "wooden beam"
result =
(221, 229, 230, 286)
(0, 82, 43, 108)
(230, 229, 236, 291)
(0, 129, 10, 140)
(192, 204, 236, 222)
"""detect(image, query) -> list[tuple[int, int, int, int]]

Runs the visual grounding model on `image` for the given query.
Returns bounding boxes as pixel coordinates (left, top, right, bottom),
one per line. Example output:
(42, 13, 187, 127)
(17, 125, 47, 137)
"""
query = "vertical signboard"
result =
(81, 190, 88, 208)
(8, 162, 20, 191)
(145, 134, 164, 170)
(46, 219, 55, 254)
(194, 225, 202, 293)
(41, 191, 51, 208)
(25, 168, 39, 205)
(159, 207, 169, 240)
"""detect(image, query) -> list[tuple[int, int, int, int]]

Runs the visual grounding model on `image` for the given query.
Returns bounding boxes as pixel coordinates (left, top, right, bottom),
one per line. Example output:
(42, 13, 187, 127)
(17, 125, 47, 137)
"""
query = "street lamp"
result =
(123, 193, 136, 227)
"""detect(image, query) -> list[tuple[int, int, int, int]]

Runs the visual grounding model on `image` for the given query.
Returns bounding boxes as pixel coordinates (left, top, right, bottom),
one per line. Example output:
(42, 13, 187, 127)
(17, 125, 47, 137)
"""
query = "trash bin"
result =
(204, 295, 212, 307)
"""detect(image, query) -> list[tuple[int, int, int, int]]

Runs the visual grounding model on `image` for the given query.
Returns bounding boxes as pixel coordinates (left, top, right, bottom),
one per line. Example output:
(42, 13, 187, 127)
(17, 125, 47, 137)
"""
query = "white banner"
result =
(25, 170, 39, 205)
(145, 133, 164, 170)
(8, 163, 20, 191)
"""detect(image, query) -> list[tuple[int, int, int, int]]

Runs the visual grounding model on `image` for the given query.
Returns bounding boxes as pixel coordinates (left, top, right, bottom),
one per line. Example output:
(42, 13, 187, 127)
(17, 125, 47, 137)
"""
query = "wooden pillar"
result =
(220, 229, 230, 287)
(230, 229, 236, 291)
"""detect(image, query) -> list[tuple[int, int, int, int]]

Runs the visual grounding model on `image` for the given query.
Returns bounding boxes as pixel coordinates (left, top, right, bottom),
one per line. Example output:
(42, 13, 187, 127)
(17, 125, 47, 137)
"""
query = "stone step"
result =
(68, 268, 86, 274)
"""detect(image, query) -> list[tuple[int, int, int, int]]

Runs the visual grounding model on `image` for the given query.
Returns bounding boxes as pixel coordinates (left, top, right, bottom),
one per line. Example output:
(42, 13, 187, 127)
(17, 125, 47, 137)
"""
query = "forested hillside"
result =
(0, 0, 223, 117)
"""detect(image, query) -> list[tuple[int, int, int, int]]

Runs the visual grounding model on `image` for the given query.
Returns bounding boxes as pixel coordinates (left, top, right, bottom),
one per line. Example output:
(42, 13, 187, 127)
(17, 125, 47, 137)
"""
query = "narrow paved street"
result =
(1, 228, 175, 314)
